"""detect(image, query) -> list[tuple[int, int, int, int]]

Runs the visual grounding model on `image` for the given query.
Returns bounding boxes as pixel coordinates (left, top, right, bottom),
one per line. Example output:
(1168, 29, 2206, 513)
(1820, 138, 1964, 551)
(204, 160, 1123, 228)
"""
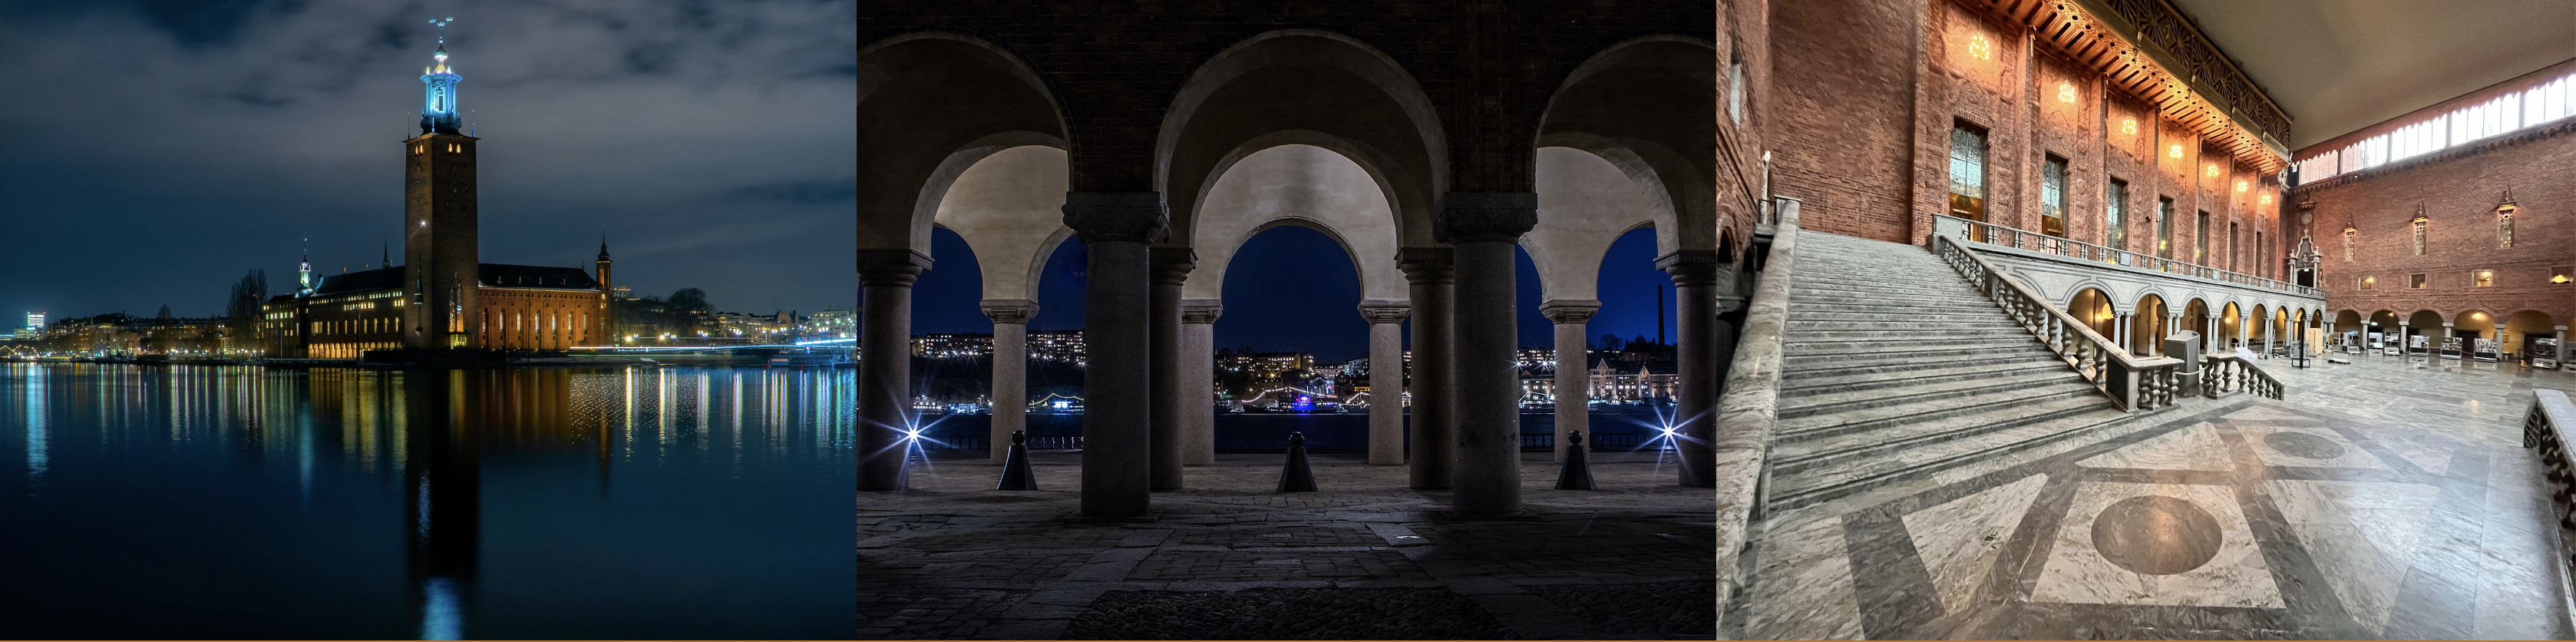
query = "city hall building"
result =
(263, 43, 613, 359)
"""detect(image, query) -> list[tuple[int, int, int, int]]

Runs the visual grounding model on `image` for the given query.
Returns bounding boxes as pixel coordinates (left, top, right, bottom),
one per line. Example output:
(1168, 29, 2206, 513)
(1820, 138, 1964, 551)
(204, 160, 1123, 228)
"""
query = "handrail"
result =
(2519, 390, 2576, 579)
(1709, 198, 1802, 634)
(1930, 234, 2185, 411)
(2201, 349, 2284, 399)
(1931, 214, 2320, 298)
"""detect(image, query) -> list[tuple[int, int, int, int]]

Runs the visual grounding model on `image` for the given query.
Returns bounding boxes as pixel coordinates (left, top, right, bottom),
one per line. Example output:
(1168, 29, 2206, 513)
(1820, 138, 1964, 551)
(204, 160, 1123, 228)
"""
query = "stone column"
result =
(1398, 248, 1456, 491)
(2204, 314, 2221, 353)
(2115, 312, 2133, 355)
(2555, 326, 2568, 369)
(1441, 194, 1535, 515)
(980, 299, 1038, 465)
(1539, 299, 1600, 464)
(1148, 247, 1194, 491)
(2436, 321, 2453, 367)
(2237, 312, 2251, 353)
(1065, 192, 1167, 518)
(2398, 322, 2412, 358)
(2163, 313, 2181, 357)
(857, 250, 930, 491)
(2262, 314, 2276, 356)
(1660, 250, 1722, 488)
(1359, 301, 1411, 465)
(1181, 300, 1222, 465)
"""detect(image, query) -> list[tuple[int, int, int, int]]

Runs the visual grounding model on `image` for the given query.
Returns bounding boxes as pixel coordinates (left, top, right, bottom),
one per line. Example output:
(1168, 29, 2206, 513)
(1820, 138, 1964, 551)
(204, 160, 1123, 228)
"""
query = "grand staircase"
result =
(1765, 230, 2140, 510)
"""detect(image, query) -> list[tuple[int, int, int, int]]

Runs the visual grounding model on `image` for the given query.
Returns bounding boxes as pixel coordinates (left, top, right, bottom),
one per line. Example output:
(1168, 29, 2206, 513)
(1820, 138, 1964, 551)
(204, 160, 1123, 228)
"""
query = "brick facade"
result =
(2301, 122, 2576, 354)
(1768, 0, 2285, 286)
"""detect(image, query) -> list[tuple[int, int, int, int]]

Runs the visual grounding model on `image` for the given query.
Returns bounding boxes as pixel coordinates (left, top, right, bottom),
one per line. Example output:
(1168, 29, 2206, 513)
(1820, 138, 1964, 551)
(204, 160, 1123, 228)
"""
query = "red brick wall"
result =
(2303, 122, 2576, 349)
(1767, 0, 2284, 281)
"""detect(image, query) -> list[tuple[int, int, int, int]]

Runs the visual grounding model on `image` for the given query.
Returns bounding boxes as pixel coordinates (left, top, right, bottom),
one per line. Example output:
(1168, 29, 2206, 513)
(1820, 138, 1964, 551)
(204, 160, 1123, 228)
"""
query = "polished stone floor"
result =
(1733, 355, 2576, 639)
(859, 451, 1715, 640)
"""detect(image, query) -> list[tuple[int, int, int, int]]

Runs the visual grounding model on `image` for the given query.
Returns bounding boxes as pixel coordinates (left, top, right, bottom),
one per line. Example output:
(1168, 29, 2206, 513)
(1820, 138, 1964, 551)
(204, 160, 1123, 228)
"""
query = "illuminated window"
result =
(2156, 197, 2174, 258)
(2358, 276, 2374, 291)
(2498, 204, 2515, 248)
(1728, 55, 1746, 125)
(2409, 273, 2427, 289)
(2411, 217, 2427, 256)
(2195, 210, 2209, 263)
(1947, 123, 1989, 225)
(2106, 179, 2129, 250)
(2342, 227, 2356, 262)
(2472, 270, 2495, 287)
(2042, 155, 2067, 237)
(2552, 266, 2571, 284)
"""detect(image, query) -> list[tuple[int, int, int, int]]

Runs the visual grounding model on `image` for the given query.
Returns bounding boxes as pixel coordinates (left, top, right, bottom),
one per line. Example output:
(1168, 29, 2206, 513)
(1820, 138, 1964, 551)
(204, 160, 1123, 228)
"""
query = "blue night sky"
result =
(910, 226, 1677, 364)
(0, 1, 857, 321)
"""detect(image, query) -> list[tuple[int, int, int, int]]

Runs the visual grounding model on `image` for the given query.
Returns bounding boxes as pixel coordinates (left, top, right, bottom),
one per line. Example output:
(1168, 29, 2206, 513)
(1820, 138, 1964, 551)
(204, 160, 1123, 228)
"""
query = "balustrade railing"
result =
(2522, 391, 2576, 560)
(1931, 214, 2319, 297)
(2201, 349, 2284, 399)
(1930, 234, 2186, 411)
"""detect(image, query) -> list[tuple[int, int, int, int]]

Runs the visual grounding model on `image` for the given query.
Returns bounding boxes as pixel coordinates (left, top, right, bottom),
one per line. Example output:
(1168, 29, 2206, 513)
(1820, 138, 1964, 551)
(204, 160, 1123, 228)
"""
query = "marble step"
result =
(1780, 359, 2069, 395)
(1772, 382, 2101, 441)
(1784, 301, 2014, 316)
(1785, 326, 2033, 340)
(1776, 370, 2088, 419)
(1780, 347, 2059, 378)
(1786, 311, 2026, 324)
(1769, 395, 2108, 475)
(1784, 339, 2043, 359)
(1791, 270, 1970, 284)
(1783, 339, 2048, 360)
(1788, 280, 1985, 295)
(1765, 406, 2138, 511)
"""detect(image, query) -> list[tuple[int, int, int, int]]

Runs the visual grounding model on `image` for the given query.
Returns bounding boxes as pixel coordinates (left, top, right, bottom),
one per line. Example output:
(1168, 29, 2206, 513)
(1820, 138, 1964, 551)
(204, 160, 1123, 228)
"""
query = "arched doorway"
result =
(2405, 310, 2446, 356)
(2132, 294, 2168, 356)
(2455, 309, 2499, 361)
(2069, 288, 2117, 342)
(2218, 302, 2242, 350)
(2182, 299, 2210, 349)
(2506, 310, 2558, 365)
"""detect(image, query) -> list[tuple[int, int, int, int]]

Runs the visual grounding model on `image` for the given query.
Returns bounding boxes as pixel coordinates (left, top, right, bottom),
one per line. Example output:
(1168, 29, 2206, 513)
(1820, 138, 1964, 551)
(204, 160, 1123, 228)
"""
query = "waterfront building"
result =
(1026, 329, 1085, 365)
(910, 332, 994, 358)
(260, 41, 610, 359)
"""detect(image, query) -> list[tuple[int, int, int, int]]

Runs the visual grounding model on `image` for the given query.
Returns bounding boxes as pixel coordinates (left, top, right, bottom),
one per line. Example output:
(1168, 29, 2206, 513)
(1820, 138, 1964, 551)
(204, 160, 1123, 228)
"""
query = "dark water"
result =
(920, 408, 1679, 453)
(0, 363, 854, 640)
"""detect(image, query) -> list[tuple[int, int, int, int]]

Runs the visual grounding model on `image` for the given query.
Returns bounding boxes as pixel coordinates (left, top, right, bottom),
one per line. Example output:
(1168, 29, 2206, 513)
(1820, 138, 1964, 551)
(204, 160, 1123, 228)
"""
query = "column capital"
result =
(857, 249, 930, 285)
(1432, 192, 1537, 243)
(1538, 299, 1601, 324)
(1656, 249, 1724, 284)
(979, 299, 1039, 325)
(1150, 246, 1197, 285)
(1357, 299, 1411, 324)
(1062, 191, 1171, 243)
(1181, 299, 1224, 324)
(1713, 295, 1748, 316)
(1396, 247, 1455, 283)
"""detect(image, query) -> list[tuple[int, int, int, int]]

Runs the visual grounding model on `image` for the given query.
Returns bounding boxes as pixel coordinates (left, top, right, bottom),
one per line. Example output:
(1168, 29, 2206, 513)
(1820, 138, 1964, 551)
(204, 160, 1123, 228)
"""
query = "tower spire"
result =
(418, 17, 463, 135)
(297, 238, 315, 296)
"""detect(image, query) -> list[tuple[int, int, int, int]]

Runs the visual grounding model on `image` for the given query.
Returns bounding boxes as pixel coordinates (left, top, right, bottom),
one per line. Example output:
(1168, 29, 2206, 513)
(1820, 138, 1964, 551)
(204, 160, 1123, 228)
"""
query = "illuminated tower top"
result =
(419, 18, 462, 135)
(297, 241, 315, 296)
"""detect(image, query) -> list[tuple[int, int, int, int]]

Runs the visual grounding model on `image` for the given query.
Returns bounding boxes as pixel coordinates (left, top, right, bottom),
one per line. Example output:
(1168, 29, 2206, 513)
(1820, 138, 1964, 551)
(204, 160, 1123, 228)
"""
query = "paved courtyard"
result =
(859, 449, 1716, 640)
(1733, 353, 2576, 639)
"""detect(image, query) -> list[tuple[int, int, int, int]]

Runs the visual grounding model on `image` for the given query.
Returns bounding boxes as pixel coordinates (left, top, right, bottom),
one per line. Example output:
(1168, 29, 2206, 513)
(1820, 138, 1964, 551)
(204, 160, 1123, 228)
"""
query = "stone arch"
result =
(1158, 30, 1446, 249)
(2505, 309, 2557, 357)
(859, 32, 1067, 254)
(2133, 293, 2170, 355)
(1184, 144, 1407, 303)
(1538, 35, 1719, 252)
(2068, 287, 2117, 339)
(1524, 147, 1678, 303)
(931, 145, 1076, 304)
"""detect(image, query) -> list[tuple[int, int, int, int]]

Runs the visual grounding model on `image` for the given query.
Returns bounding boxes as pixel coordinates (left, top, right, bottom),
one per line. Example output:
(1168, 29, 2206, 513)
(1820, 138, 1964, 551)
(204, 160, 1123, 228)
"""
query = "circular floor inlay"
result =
(2090, 495, 2224, 575)
(2264, 431, 2346, 459)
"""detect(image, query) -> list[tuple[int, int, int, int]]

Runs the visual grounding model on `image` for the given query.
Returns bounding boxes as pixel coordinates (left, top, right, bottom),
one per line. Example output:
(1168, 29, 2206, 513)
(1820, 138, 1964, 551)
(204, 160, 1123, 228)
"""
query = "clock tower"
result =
(402, 43, 481, 349)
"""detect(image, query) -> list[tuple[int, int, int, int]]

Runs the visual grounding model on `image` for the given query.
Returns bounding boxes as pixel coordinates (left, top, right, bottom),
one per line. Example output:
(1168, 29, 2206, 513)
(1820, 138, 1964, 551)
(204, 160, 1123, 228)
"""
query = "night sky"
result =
(911, 226, 1679, 364)
(0, 2, 857, 322)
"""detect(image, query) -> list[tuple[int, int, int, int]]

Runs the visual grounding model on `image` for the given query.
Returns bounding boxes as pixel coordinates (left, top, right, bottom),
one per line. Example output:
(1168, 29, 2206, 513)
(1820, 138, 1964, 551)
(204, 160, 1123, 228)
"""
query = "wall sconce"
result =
(2206, 164, 2221, 177)
(2235, 180, 2248, 193)
(2260, 194, 2274, 206)
(2169, 144, 2184, 159)
(1968, 33, 1993, 61)
(2121, 118, 2137, 135)
(2058, 83, 2076, 104)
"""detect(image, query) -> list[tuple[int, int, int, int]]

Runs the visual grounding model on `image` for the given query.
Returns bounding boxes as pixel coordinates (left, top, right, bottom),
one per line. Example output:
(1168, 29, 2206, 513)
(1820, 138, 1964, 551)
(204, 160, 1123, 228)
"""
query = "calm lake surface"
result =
(0, 364, 854, 640)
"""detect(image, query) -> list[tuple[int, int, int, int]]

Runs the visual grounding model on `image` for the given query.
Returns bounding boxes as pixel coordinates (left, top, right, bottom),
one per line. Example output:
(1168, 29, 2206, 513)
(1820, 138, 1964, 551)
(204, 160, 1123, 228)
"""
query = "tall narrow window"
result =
(2343, 227, 2356, 261)
(2498, 205, 2516, 248)
(2228, 223, 2239, 271)
(1948, 123, 1990, 233)
(2196, 210, 2210, 263)
(2042, 155, 2068, 237)
(2411, 216, 2428, 255)
(2106, 179, 2129, 250)
(2156, 198, 2175, 259)
(1728, 54, 1747, 125)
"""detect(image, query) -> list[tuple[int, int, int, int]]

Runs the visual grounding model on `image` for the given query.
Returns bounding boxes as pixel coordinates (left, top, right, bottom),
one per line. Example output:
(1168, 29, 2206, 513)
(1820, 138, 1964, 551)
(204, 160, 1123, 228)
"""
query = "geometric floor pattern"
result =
(861, 450, 1716, 640)
(1735, 356, 2576, 639)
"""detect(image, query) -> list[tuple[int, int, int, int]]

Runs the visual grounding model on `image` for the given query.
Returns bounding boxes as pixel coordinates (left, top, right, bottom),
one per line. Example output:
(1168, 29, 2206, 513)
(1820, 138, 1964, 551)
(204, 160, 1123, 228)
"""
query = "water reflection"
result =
(0, 364, 854, 639)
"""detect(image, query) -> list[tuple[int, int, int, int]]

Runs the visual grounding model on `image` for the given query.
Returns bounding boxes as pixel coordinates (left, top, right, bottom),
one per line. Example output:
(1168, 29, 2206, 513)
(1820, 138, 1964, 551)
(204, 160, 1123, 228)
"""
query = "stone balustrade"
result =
(1931, 234, 2188, 411)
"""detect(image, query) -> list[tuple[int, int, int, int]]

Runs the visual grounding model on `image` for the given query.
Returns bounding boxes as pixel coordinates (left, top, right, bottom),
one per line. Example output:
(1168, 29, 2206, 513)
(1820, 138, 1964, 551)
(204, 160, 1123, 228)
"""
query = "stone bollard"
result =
(1554, 430, 1597, 491)
(996, 430, 1038, 491)
(1276, 432, 1318, 493)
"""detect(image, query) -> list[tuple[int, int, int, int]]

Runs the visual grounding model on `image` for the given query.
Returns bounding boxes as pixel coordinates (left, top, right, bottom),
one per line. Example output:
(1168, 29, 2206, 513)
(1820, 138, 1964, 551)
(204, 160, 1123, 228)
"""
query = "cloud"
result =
(0, 0, 856, 319)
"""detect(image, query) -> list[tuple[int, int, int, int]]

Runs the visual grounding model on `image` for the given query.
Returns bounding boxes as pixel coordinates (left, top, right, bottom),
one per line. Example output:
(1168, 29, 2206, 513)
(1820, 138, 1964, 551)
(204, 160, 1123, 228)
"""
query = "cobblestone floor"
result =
(860, 450, 1716, 640)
